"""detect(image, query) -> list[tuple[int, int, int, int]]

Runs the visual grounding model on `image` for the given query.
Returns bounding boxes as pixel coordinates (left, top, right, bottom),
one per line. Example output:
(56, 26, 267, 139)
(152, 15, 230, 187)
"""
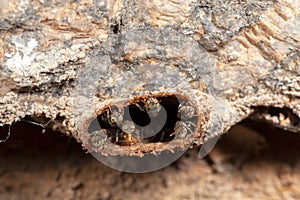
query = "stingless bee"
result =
(121, 120, 136, 135)
(171, 121, 196, 139)
(90, 129, 109, 149)
(177, 102, 197, 120)
(100, 106, 140, 145)
(109, 107, 124, 126)
(102, 107, 124, 127)
(113, 129, 138, 145)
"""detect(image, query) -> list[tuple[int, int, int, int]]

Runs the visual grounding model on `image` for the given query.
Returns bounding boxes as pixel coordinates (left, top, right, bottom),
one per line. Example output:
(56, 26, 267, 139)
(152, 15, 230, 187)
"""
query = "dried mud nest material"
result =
(0, 0, 300, 157)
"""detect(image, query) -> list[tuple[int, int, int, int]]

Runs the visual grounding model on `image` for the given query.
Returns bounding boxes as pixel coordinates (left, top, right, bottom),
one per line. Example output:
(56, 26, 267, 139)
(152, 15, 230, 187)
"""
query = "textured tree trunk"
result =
(0, 0, 299, 156)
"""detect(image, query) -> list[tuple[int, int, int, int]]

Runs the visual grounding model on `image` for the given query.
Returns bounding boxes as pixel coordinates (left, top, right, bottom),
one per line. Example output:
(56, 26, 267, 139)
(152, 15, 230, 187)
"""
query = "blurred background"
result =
(0, 119, 299, 200)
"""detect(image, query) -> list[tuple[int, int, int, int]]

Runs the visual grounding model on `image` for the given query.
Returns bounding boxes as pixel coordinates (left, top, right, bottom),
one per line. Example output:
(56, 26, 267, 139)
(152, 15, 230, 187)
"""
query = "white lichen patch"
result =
(5, 37, 38, 76)
(4, 33, 92, 87)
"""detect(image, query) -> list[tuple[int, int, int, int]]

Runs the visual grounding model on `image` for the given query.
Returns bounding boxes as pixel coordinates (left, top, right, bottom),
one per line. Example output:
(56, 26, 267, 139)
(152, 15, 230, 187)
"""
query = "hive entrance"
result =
(88, 95, 198, 146)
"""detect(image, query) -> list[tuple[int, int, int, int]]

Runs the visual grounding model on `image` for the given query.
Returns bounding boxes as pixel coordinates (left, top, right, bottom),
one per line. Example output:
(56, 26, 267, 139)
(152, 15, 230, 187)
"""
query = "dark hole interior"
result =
(88, 96, 185, 145)
(128, 103, 151, 127)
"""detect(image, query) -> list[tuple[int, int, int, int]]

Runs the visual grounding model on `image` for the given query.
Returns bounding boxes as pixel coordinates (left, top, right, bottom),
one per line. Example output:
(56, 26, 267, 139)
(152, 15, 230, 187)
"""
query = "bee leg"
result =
(127, 134, 134, 145)
(115, 132, 119, 144)
(134, 103, 145, 111)
(186, 121, 196, 129)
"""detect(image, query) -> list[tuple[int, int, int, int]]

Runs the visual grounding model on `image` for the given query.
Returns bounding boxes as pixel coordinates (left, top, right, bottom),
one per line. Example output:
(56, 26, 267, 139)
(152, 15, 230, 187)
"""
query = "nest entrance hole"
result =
(88, 95, 198, 146)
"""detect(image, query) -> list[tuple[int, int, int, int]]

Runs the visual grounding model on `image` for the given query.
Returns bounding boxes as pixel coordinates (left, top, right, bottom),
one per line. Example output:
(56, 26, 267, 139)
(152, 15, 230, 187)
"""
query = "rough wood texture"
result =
(0, 0, 299, 156)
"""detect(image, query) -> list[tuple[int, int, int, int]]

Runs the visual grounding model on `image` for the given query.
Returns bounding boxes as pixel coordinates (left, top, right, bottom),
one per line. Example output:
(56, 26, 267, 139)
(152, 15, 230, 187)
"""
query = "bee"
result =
(171, 121, 196, 139)
(122, 131, 139, 145)
(90, 129, 109, 149)
(135, 97, 162, 118)
(108, 120, 137, 144)
(121, 120, 136, 135)
(145, 97, 162, 118)
(100, 108, 138, 145)
(116, 131, 137, 145)
(102, 107, 124, 127)
(111, 129, 122, 144)
(120, 120, 139, 145)
(177, 103, 197, 120)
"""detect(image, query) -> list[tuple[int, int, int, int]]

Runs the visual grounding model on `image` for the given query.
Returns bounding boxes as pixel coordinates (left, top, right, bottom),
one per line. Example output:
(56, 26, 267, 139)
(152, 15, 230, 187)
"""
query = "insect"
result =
(145, 98, 162, 118)
(171, 121, 196, 139)
(90, 129, 109, 149)
(120, 120, 139, 145)
(177, 103, 197, 120)
(121, 120, 136, 135)
(99, 106, 140, 145)
(114, 130, 137, 145)
(135, 97, 162, 118)
(122, 131, 138, 145)
(102, 107, 124, 127)
(107, 120, 136, 144)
